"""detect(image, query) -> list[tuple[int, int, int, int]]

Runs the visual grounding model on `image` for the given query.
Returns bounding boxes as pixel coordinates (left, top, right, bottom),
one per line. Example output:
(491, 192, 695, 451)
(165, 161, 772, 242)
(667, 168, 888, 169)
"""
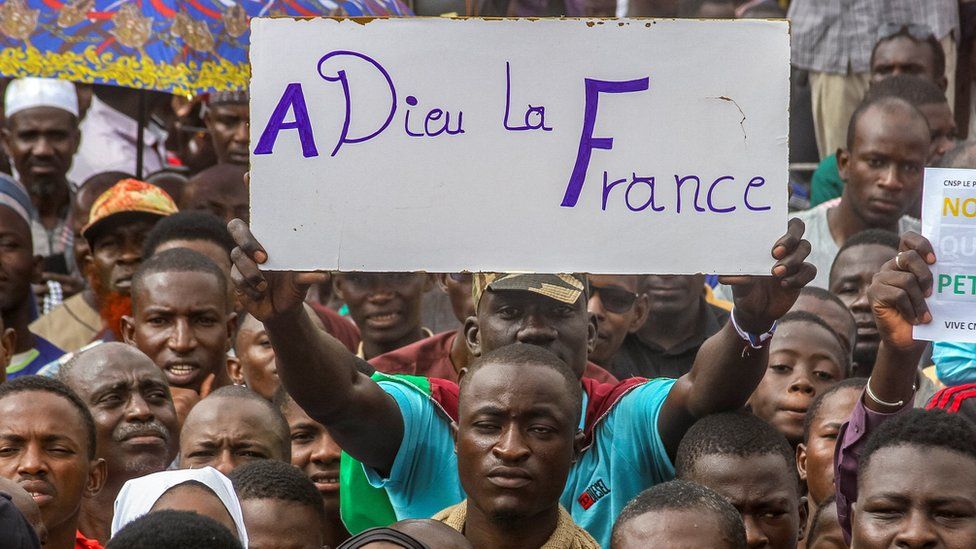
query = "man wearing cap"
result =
(68, 86, 170, 185)
(79, 179, 178, 343)
(2, 77, 80, 268)
(228, 217, 815, 546)
(0, 174, 65, 379)
(204, 92, 249, 166)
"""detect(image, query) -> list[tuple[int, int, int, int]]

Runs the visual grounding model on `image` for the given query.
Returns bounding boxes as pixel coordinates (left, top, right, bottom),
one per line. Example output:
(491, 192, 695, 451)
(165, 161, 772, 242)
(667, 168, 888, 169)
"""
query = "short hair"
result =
(803, 378, 868, 443)
(142, 211, 235, 259)
(462, 343, 582, 424)
(612, 480, 746, 548)
(837, 228, 900, 256)
(866, 74, 947, 107)
(229, 460, 325, 524)
(845, 95, 929, 151)
(675, 411, 796, 488)
(106, 510, 242, 549)
(132, 247, 228, 305)
(870, 27, 946, 81)
(806, 494, 838, 545)
(937, 140, 976, 169)
(859, 409, 976, 479)
(777, 311, 851, 376)
(0, 376, 96, 459)
(797, 287, 852, 317)
(204, 385, 291, 461)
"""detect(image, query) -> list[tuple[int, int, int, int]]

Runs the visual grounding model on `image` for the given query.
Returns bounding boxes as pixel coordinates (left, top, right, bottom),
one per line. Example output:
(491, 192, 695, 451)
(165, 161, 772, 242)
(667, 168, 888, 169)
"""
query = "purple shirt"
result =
(833, 393, 912, 543)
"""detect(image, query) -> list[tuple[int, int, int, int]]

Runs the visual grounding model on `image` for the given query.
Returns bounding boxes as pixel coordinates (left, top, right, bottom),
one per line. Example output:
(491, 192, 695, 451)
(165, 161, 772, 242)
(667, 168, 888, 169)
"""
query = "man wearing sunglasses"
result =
(585, 275, 648, 369)
(370, 272, 618, 383)
(610, 275, 730, 380)
(788, 2, 958, 160)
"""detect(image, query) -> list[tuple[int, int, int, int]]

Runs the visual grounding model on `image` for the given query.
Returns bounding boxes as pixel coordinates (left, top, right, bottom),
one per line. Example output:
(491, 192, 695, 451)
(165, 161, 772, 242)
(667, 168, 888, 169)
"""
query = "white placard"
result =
(249, 17, 789, 273)
(915, 168, 976, 342)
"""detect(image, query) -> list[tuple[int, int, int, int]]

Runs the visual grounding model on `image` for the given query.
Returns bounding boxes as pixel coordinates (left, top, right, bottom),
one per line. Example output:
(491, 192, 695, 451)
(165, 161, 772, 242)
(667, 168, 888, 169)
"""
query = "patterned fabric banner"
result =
(0, 0, 411, 95)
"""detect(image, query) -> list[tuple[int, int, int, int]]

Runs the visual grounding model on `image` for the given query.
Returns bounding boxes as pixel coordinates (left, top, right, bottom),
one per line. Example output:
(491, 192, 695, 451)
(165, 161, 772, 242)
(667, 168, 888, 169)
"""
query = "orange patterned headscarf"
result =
(82, 179, 178, 240)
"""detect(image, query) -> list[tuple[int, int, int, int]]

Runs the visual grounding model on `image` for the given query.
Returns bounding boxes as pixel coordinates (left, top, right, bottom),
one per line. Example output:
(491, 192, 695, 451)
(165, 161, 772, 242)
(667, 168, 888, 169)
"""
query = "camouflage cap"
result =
(472, 273, 588, 309)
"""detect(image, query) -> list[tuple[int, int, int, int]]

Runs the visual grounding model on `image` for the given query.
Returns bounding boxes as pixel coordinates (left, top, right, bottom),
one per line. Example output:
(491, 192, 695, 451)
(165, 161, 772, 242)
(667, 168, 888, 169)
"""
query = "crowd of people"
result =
(1, 1, 976, 548)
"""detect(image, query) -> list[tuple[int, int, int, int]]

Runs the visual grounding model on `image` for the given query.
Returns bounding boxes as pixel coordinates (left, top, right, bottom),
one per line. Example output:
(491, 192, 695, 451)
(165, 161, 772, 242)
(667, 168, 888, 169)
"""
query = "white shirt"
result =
(68, 95, 167, 186)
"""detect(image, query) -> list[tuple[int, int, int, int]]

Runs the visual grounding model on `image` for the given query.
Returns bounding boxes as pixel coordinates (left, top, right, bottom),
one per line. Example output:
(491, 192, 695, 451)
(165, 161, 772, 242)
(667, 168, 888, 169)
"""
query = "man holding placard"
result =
(228, 215, 814, 546)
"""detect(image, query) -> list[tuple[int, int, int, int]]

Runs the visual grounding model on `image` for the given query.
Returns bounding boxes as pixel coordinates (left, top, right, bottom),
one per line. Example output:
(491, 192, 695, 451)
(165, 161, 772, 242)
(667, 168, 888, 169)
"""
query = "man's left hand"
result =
(720, 217, 816, 333)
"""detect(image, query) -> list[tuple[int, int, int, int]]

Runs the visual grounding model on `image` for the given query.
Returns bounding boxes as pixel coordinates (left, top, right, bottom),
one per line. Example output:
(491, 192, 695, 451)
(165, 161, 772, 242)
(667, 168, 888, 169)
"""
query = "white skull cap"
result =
(4, 77, 79, 118)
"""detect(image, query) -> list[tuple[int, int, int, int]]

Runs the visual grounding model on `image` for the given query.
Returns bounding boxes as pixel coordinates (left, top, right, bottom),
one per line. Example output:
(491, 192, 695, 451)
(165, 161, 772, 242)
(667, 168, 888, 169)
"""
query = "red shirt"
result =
(309, 302, 362, 354)
(370, 330, 618, 384)
(76, 531, 103, 549)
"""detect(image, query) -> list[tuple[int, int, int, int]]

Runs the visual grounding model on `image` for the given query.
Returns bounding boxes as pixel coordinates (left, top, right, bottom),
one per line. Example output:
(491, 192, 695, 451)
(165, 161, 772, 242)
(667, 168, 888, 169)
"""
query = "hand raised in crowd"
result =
(228, 175, 328, 322)
(719, 217, 816, 333)
(867, 231, 935, 351)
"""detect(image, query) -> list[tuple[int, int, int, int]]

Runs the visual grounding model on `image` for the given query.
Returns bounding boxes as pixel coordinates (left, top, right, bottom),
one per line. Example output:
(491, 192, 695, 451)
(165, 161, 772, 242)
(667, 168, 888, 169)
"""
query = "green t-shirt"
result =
(810, 153, 844, 207)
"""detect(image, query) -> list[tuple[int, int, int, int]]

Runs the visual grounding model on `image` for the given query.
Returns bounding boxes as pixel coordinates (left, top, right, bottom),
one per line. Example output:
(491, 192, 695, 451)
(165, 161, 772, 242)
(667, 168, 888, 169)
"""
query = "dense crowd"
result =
(1, 1, 976, 548)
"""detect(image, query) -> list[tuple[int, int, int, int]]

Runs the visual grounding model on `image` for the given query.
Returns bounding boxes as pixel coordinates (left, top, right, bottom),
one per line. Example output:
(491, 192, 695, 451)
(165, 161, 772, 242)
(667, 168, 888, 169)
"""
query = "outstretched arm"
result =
(229, 219, 403, 475)
(657, 218, 816, 458)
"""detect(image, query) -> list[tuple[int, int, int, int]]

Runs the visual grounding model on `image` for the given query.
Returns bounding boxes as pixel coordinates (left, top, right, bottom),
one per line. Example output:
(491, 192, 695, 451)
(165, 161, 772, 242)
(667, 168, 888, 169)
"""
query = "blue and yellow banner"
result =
(0, 0, 411, 95)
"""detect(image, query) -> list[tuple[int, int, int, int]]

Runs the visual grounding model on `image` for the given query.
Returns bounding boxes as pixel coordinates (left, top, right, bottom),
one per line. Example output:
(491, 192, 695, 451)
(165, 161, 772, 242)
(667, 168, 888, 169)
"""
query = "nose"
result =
(310, 435, 342, 466)
(851, 286, 871, 312)
(893, 509, 938, 548)
(211, 450, 236, 477)
(167, 318, 196, 354)
(878, 164, 905, 192)
(125, 392, 154, 423)
(16, 443, 48, 477)
(116, 237, 142, 266)
(491, 424, 530, 463)
(516, 313, 558, 346)
(31, 136, 54, 157)
(788, 372, 815, 396)
(743, 514, 769, 549)
(232, 120, 249, 144)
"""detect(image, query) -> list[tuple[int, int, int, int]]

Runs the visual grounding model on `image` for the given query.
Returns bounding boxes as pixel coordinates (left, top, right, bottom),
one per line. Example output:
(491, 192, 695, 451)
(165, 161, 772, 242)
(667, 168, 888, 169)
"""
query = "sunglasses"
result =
(591, 285, 638, 314)
(877, 22, 934, 41)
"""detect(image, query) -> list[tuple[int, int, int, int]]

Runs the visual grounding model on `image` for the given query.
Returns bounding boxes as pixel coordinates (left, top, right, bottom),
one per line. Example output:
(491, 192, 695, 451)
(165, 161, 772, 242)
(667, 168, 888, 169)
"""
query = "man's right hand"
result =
(228, 218, 329, 322)
(867, 231, 936, 352)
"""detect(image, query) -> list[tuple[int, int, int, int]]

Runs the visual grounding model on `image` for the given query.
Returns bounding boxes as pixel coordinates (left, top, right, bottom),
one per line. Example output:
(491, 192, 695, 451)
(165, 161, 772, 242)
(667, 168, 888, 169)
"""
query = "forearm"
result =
(265, 305, 403, 470)
(683, 321, 768, 416)
(865, 340, 924, 413)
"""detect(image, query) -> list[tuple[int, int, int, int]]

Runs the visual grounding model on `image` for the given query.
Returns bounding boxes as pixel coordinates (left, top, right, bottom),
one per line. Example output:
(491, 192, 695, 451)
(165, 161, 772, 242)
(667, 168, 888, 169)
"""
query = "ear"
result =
(120, 315, 136, 344)
(31, 255, 43, 284)
(226, 355, 245, 386)
(837, 148, 851, 183)
(463, 317, 482, 358)
(0, 327, 16, 370)
(797, 495, 809, 541)
(0, 128, 11, 158)
(796, 442, 808, 483)
(628, 293, 650, 333)
(422, 273, 434, 292)
(85, 458, 108, 500)
(572, 429, 585, 463)
(69, 126, 81, 156)
(938, 75, 948, 92)
(332, 276, 345, 302)
(586, 311, 598, 355)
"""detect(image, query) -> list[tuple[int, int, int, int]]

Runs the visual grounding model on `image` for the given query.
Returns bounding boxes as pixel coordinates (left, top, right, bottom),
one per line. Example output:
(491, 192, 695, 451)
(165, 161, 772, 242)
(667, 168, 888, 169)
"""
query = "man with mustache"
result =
(59, 342, 180, 546)
(81, 179, 178, 342)
(0, 376, 107, 549)
(1, 78, 79, 270)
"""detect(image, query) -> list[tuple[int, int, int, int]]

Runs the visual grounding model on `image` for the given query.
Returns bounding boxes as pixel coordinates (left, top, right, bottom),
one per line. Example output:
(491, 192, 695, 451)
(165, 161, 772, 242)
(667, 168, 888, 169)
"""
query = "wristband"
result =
(730, 307, 777, 350)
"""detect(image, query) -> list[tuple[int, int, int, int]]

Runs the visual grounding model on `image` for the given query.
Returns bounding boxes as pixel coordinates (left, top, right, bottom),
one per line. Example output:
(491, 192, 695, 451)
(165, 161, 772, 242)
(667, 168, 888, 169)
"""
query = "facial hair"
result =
(87, 264, 131, 340)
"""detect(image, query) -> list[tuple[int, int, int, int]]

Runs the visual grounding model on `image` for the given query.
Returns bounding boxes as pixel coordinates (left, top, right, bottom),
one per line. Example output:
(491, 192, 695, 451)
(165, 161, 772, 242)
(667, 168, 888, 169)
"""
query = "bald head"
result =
(60, 342, 162, 386)
(182, 163, 248, 224)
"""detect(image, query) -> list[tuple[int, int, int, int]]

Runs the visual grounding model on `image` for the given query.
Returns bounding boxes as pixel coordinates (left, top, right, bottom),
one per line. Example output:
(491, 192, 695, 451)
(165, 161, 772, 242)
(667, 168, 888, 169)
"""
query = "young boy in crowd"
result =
(748, 312, 850, 445)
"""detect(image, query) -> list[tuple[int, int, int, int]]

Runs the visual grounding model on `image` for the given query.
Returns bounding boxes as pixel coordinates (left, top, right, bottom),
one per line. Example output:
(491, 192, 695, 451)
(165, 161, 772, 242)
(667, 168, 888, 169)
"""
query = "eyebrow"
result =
(470, 404, 565, 421)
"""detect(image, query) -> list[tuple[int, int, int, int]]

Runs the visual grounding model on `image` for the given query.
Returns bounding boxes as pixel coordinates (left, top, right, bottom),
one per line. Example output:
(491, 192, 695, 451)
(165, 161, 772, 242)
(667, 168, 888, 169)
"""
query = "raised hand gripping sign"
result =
(249, 17, 789, 273)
